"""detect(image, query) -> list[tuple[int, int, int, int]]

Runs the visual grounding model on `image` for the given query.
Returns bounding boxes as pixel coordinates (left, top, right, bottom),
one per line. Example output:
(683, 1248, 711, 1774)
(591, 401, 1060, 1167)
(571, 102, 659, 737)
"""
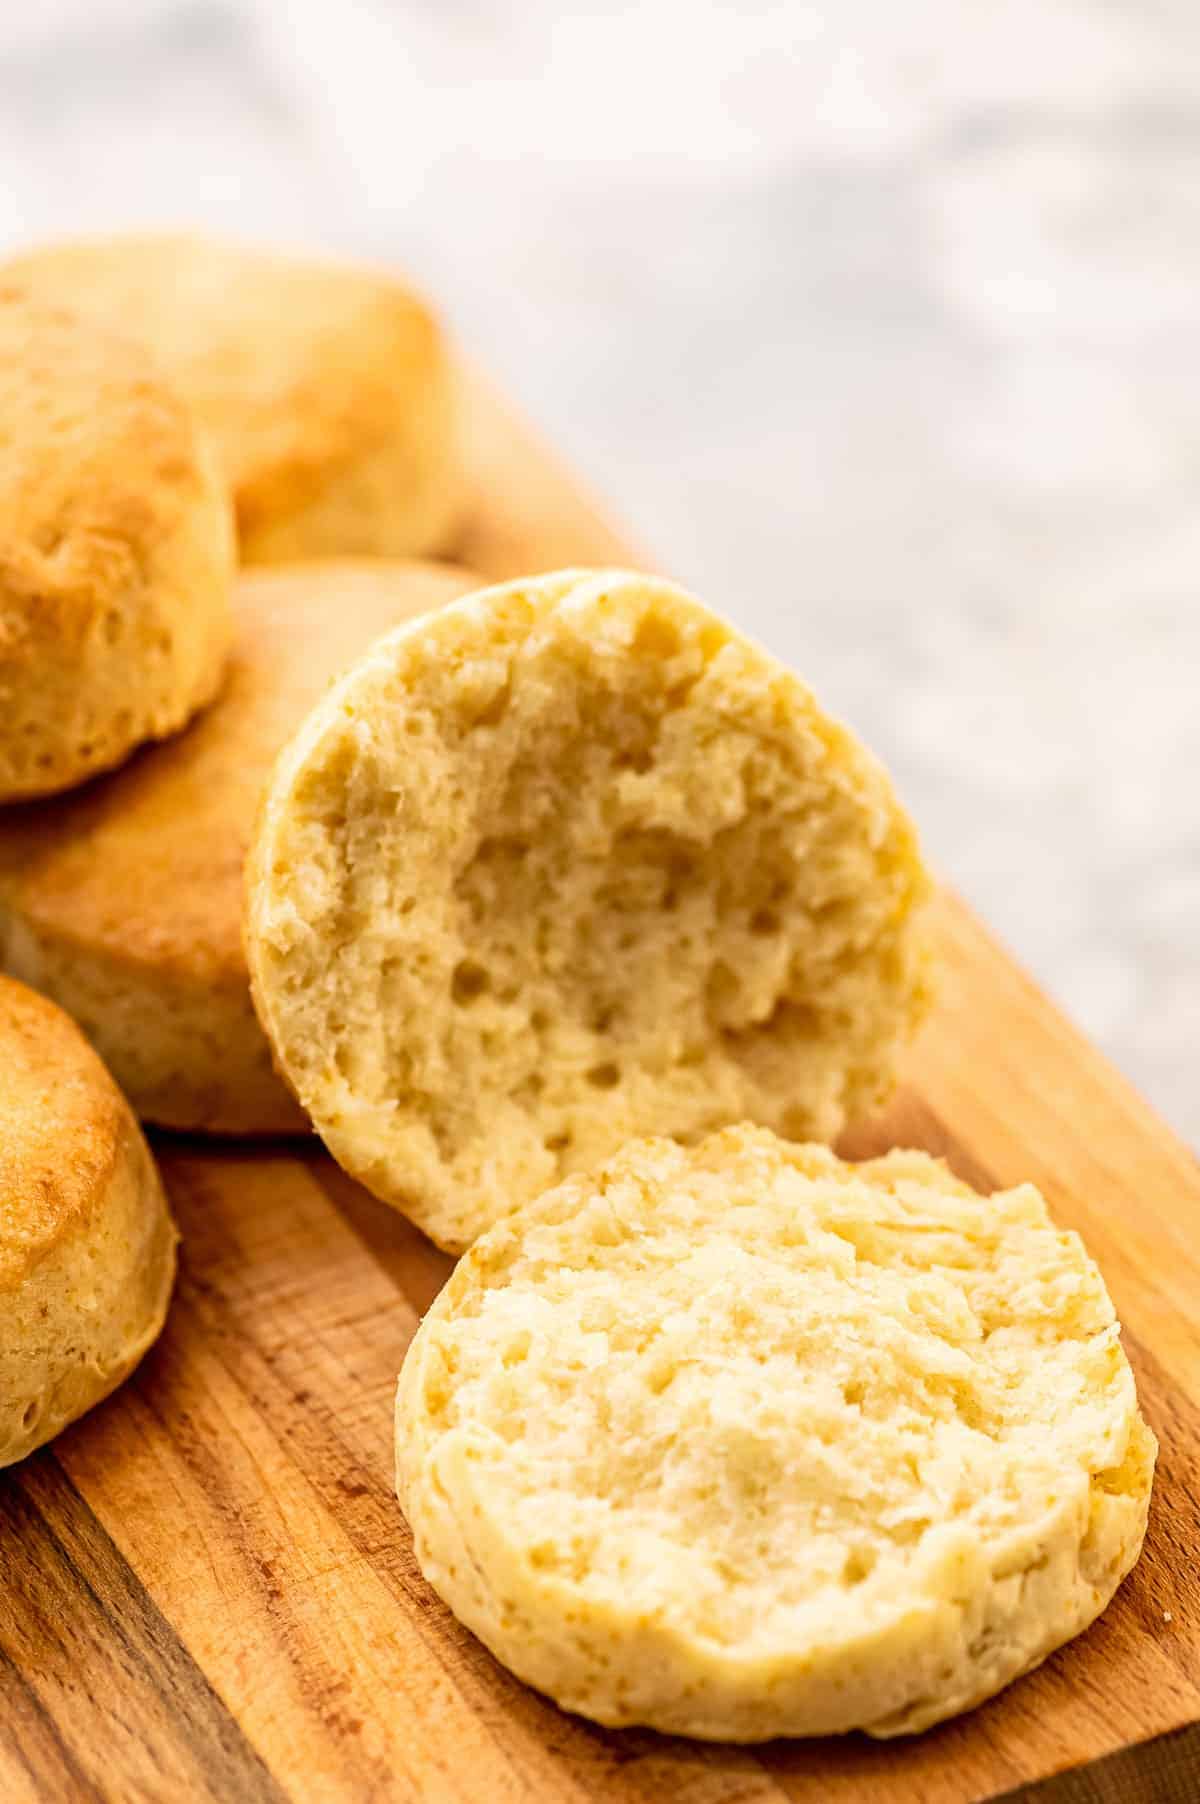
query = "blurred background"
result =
(1, 0, 1195, 1141)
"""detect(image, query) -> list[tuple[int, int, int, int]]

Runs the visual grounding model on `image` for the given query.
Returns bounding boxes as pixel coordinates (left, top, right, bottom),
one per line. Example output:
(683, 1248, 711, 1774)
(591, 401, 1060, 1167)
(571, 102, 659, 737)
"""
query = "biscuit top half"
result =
(247, 568, 932, 1251)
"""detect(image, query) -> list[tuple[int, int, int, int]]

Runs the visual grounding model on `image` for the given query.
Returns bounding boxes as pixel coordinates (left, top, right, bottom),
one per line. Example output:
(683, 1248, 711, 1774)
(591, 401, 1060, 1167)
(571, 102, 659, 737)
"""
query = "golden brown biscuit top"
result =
(0, 288, 219, 625)
(0, 560, 478, 988)
(0, 975, 127, 1291)
(1, 236, 445, 541)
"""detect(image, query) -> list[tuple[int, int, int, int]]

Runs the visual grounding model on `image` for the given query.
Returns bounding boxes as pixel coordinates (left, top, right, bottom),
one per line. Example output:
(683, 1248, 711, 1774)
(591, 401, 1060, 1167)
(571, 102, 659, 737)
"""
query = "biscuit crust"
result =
(0, 975, 176, 1468)
(396, 1125, 1155, 1740)
(0, 291, 234, 799)
(3, 235, 462, 563)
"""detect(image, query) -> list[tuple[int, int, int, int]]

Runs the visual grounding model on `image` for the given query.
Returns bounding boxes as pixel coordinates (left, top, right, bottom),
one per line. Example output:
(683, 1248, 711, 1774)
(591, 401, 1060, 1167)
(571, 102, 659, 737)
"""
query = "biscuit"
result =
(0, 291, 234, 800)
(2, 235, 462, 564)
(0, 975, 177, 1468)
(0, 560, 478, 1134)
(395, 1124, 1155, 1740)
(246, 568, 931, 1251)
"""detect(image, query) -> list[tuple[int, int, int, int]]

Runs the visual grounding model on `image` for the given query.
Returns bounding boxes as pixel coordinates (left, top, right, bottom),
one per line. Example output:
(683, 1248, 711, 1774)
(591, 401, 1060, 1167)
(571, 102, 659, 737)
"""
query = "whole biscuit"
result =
(2, 235, 462, 563)
(0, 975, 177, 1467)
(396, 1124, 1155, 1740)
(0, 291, 234, 800)
(246, 568, 932, 1251)
(0, 560, 478, 1134)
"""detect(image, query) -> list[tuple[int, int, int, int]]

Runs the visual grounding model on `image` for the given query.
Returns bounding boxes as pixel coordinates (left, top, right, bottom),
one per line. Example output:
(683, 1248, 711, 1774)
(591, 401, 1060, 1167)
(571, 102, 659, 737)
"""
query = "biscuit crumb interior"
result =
(396, 1128, 1154, 1737)
(256, 573, 929, 1249)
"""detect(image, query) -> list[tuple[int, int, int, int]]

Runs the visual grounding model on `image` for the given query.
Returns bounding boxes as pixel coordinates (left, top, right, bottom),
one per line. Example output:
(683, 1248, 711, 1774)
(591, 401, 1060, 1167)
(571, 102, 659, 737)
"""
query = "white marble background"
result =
(1, 0, 1195, 1141)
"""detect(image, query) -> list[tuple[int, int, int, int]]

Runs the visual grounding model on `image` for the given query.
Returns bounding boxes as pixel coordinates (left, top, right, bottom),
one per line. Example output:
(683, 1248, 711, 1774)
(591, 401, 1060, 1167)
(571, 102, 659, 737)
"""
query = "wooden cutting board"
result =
(2, 376, 1198, 1804)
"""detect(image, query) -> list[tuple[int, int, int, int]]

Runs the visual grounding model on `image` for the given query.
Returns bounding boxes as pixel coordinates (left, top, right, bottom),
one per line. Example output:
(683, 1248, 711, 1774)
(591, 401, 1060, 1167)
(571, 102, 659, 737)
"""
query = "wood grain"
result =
(0, 373, 1196, 1803)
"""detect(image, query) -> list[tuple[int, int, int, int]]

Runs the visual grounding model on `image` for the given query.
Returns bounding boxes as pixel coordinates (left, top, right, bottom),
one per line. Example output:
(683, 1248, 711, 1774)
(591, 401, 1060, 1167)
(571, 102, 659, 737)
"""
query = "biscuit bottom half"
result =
(395, 1125, 1154, 1741)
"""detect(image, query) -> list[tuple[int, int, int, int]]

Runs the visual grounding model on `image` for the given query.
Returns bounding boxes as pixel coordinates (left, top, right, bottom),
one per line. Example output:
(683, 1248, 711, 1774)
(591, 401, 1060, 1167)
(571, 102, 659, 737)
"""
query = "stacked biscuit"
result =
(0, 237, 1154, 1746)
(0, 237, 467, 1459)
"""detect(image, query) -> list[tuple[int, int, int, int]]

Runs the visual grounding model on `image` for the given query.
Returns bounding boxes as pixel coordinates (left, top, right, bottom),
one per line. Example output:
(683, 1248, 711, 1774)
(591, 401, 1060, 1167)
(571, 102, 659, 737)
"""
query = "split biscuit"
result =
(246, 568, 931, 1250)
(396, 1124, 1155, 1739)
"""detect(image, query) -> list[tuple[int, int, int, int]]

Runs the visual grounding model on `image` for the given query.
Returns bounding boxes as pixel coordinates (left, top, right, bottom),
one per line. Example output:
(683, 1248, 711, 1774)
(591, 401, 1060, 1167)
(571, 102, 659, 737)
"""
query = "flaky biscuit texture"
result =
(248, 569, 931, 1250)
(396, 1125, 1154, 1740)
